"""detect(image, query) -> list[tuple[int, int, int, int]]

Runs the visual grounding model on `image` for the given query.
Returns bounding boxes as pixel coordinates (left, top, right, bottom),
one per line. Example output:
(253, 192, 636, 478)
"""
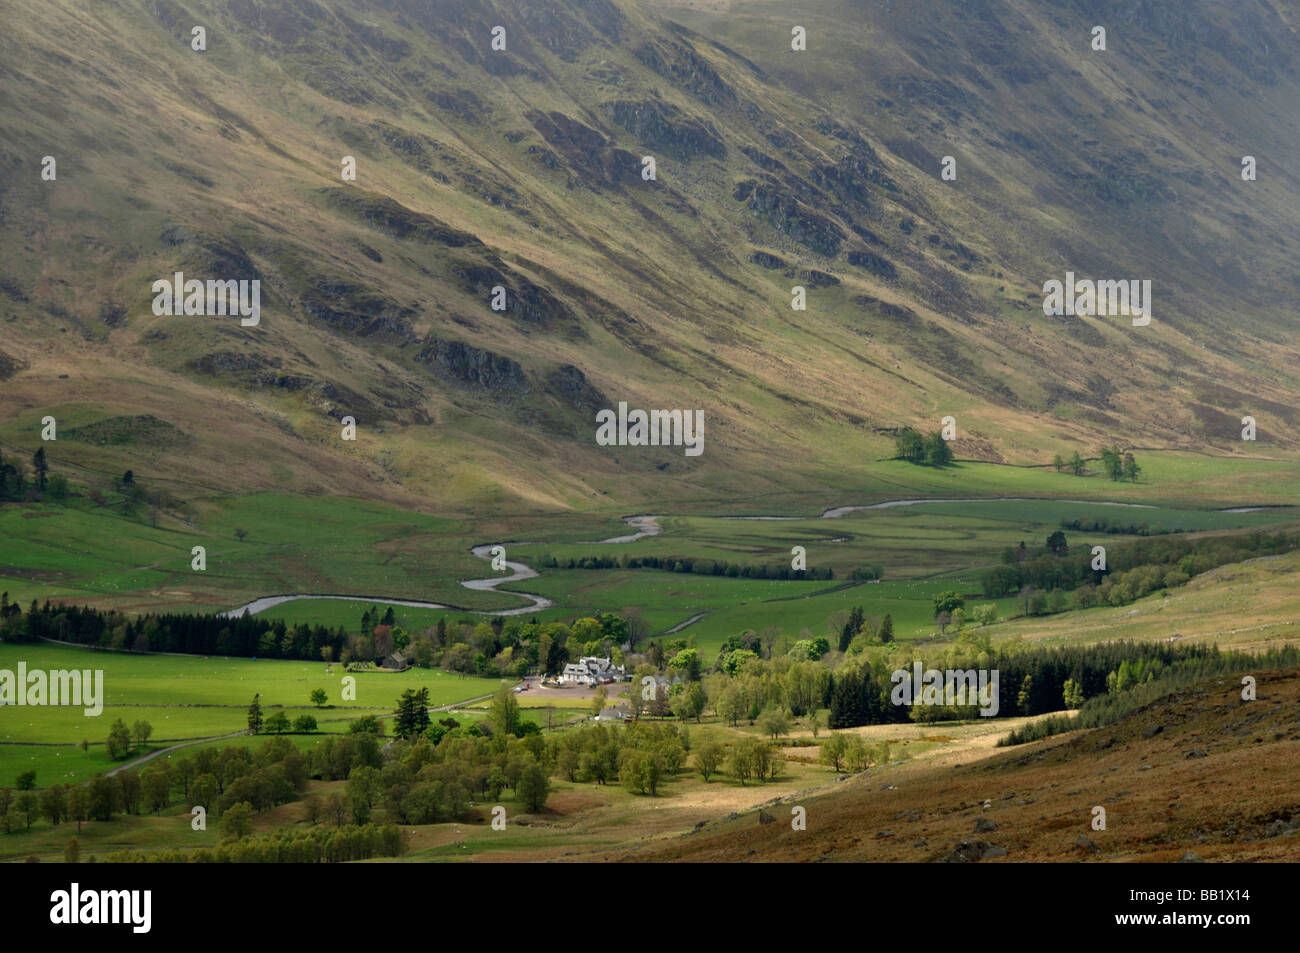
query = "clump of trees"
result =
(105, 718, 152, 760)
(1051, 447, 1140, 482)
(0, 447, 71, 502)
(981, 529, 1300, 612)
(894, 427, 952, 466)
(818, 734, 891, 774)
(2, 735, 313, 837)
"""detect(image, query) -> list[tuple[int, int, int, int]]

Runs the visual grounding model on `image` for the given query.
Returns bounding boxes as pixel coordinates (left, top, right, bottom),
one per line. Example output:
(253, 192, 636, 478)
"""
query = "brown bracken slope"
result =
(627, 669, 1300, 862)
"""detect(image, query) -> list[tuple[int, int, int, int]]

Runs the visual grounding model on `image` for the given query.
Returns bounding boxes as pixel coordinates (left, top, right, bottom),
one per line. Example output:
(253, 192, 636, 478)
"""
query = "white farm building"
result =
(559, 656, 627, 686)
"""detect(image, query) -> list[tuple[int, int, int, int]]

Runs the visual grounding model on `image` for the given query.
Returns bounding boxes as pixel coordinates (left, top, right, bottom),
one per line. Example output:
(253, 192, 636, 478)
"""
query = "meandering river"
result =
(221, 500, 1272, 621)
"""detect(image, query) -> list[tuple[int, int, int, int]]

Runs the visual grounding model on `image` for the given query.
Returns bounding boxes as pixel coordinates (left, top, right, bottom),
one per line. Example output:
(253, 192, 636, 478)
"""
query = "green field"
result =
(5, 472, 1298, 661)
(0, 491, 535, 614)
(6, 459, 1300, 788)
(0, 642, 506, 784)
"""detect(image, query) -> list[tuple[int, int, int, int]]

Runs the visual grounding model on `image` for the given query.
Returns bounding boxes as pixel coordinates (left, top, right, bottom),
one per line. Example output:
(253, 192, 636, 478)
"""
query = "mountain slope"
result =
(1, 0, 1298, 513)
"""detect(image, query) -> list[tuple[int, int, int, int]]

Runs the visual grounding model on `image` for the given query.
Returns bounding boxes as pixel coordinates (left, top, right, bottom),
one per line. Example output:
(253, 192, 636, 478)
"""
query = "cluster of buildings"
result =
(558, 656, 627, 686)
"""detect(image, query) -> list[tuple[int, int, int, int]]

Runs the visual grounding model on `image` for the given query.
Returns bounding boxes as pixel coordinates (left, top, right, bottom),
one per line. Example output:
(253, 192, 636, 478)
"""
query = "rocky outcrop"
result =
(454, 264, 577, 329)
(545, 363, 606, 413)
(602, 100, 726, 160)
(734, 178, 845, 256)
(321, 189, 481, 248)
(848, 249, 899, 280)
(937, 839, 1008, 862)
(525, 110, 641, 188)
(0, 350, 27, 380)
(633, 33, 736, 106)
(297, 277, 418, 342)
(415, 337, 529, 398)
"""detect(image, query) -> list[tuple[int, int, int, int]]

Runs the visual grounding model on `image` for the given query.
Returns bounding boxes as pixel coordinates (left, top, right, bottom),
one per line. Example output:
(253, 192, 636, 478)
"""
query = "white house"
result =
(559, 656, 626, 686)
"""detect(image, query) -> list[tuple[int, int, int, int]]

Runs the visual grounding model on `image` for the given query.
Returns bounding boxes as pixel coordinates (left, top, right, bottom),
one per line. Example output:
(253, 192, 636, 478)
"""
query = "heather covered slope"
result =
(1, 0, 1298, 513)
(628, 668, 1300, 863)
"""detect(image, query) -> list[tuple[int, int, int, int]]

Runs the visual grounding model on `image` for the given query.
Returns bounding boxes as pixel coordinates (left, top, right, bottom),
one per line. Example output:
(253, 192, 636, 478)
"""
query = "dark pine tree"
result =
(33, 448, 49, 490)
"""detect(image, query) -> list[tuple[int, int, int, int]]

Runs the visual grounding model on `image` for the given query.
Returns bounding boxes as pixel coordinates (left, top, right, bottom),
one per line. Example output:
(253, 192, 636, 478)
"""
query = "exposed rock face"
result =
(188, 350, 274, 376)
(100, 303, 128, 328)
(848, 249, 899, 280)
(415, 337, 528, 398)
(454, 264, 575, 328)
(749, 251, 786, 269)
(545, 364, 606, 413)
(800, 269, 840, 288)
(297, 277, 418, 342)
(160, 226, 264, 284)
(602, 100, 726, 160)
(734, 178, 845, 256)
(633, 33, 736, 106)
(321, 189, 481, 247)
(0, 350, 27, 380)
(854, 296, 919, 325)
(525, 110, 641, 188)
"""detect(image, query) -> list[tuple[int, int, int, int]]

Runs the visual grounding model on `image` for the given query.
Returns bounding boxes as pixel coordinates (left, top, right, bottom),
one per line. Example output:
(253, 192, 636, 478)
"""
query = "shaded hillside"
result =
(1, 0, 1298, 510)
(630, 668, 1300, 862)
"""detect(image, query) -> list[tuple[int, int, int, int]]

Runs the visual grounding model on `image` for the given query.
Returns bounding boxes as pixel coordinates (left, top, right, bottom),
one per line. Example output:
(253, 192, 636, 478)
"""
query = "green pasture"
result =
(0, 642, 505, 783)
(0, 492, 519, 614)
(511, 500, 1295, 584)
(852, 456, 1300, 510)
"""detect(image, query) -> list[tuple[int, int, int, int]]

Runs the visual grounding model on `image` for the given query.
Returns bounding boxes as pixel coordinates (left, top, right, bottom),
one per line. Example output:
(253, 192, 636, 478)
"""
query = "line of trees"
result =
(0, 598, 645, 682)
(536, 552, 836, 581)
(1059, 516, 1176, 536)
(104, 822, 406, 863)
(1, 598, 352, 661)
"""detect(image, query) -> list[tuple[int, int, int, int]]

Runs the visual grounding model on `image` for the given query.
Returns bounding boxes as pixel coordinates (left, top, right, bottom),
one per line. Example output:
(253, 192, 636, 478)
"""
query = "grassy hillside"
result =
(1, 0, 1298, 514)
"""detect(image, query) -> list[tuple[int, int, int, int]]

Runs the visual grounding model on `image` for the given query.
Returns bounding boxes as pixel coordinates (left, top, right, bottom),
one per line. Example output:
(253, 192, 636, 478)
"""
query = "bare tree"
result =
(620, 606, 648, 648)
